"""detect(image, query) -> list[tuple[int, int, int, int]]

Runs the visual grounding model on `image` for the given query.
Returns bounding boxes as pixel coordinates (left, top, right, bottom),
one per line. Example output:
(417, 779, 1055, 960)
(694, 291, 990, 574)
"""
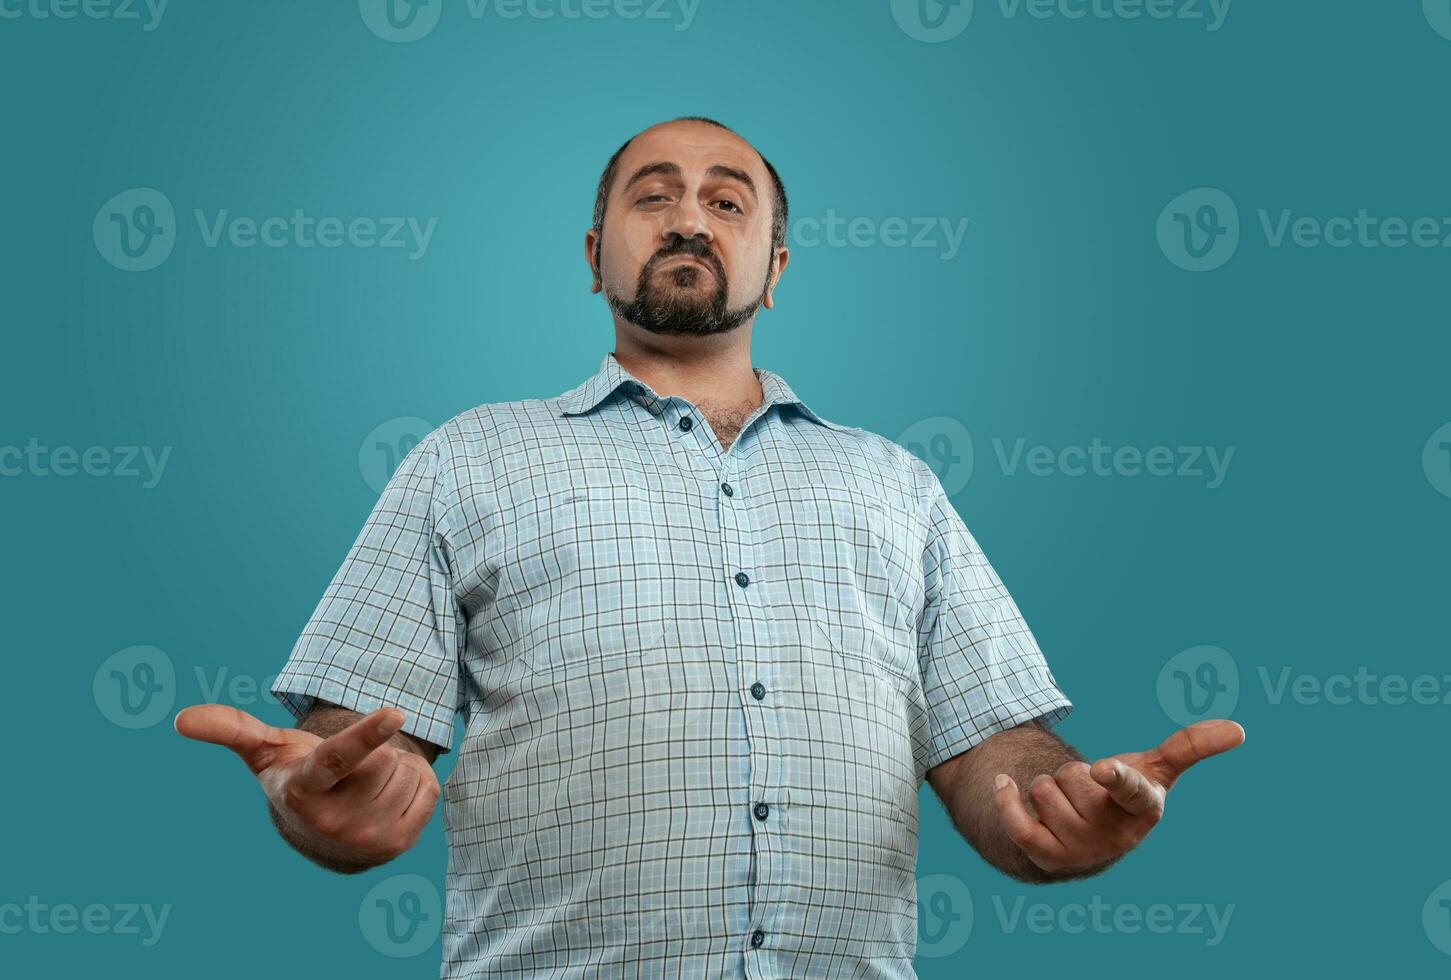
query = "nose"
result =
(660, 194, 713, 246)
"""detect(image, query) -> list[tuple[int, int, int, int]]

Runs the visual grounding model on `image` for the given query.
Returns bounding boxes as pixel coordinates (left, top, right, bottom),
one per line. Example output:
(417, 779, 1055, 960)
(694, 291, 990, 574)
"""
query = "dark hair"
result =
(591, 116, 790, 266)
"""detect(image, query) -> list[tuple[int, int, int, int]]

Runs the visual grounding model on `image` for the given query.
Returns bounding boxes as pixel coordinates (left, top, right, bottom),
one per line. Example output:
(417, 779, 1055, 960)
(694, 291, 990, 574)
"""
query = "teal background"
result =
(3, 0, 1448, 974)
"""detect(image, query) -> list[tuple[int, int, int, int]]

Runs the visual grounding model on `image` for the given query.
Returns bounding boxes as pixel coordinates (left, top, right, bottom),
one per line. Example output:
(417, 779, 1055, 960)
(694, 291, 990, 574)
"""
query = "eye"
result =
(714, 199, 743, 214)
(638, 194, 670, 205)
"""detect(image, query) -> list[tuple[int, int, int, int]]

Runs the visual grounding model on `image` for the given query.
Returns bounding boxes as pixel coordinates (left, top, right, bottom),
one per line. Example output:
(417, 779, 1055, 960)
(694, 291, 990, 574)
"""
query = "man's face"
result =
(588, 121, 785, 337)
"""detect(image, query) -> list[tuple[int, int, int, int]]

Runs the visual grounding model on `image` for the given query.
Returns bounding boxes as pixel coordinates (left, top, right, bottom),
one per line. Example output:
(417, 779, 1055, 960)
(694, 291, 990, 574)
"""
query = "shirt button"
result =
(678, 416, 694, 432)
(753, 802, 769, 821)
(750, 929, 765, 949)
(721, 481, 734, 497)
(734, 571, 750, 588)
(750, 681, 765, 700)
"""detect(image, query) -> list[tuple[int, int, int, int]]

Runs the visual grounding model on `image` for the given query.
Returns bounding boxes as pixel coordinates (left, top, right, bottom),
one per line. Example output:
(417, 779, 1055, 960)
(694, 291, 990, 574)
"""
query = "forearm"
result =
(268, 701, 436, 875)
(927, 719, 1087, 884)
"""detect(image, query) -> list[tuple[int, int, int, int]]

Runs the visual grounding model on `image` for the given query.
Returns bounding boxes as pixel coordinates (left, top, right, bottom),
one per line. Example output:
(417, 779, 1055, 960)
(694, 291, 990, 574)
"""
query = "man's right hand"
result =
(174, 703, 441, 868)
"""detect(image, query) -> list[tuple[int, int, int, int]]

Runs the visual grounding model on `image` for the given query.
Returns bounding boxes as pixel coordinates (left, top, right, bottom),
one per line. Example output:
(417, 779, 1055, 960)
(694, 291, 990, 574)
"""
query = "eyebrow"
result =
(622, 161, 758, 202)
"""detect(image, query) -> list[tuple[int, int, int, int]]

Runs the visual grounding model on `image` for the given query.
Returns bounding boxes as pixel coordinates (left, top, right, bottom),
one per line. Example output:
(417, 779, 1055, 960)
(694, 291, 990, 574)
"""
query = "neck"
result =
(611, 327, 763, 412)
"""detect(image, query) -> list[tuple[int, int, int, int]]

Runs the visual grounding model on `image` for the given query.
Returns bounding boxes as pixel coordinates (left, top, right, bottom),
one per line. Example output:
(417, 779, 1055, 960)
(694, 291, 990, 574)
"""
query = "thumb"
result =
(174, 703, 280, 771)
(1152, 718, 1246, 784)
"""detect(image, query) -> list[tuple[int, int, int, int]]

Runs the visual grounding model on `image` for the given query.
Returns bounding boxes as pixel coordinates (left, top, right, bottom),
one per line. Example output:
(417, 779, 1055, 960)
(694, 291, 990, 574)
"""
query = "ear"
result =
(585, 229, 602, 293)
(762, 246, 790, 309)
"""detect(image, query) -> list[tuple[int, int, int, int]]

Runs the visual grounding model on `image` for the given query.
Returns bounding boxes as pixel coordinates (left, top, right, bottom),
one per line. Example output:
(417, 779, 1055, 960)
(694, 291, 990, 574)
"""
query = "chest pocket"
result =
(519, 482, 671, 672)
(788, 481, 921, 684)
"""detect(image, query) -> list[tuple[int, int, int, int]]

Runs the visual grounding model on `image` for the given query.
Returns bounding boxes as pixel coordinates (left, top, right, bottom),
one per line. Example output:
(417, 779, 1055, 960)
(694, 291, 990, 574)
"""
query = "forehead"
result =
(615, 122, 766, 189)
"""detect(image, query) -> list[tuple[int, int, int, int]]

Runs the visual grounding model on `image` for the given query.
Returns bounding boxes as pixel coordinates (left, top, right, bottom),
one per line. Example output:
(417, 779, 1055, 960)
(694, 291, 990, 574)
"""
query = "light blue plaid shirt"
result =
(272, 351, 1071, 979)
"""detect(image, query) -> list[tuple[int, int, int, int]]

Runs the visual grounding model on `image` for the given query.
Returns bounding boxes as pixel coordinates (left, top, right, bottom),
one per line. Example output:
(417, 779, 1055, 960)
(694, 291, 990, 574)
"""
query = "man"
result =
(174, 116, 1244, 978)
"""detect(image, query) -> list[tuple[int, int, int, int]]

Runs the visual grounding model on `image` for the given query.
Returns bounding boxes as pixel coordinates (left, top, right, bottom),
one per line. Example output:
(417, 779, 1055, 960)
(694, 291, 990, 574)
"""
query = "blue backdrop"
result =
(4, 0, 1448, 975)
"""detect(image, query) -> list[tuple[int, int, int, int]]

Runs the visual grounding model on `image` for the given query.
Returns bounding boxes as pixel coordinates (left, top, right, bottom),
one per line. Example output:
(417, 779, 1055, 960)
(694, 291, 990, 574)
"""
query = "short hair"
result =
(591, 116, 790, 264)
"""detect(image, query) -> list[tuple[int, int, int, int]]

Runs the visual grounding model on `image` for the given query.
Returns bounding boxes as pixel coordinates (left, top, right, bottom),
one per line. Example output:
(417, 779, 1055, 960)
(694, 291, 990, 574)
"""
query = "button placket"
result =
(718, 454, 782, 956)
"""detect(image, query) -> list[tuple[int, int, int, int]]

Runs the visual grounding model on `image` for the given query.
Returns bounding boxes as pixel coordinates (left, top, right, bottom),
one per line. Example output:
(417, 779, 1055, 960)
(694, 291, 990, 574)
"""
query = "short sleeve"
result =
(270, 431, 463, 754)
(912, 465, 1071, 777)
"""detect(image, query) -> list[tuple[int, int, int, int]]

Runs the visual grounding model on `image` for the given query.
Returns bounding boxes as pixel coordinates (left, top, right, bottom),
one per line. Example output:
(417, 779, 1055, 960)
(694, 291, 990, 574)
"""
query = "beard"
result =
(604, 237, 770, 337)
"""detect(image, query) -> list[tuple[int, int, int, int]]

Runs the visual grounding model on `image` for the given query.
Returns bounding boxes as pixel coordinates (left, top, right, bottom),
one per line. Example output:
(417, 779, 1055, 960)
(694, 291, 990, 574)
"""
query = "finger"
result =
(993, 773, 1067, 865)
(399, 767, 442, 838)
(374, 751, 423, 815)
(1029, 773, 1091, 842)
(1053, 761, 1112, 822)
(1090, 758, 1165, 816)
(173, 704, 278, 771)
(295, 707, 407, 794)
(1153, 719, 1246, 781)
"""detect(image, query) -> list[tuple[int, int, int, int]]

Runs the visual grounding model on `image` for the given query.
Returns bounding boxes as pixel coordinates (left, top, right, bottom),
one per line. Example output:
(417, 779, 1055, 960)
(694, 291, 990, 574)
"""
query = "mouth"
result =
(656, 255, 714, 275)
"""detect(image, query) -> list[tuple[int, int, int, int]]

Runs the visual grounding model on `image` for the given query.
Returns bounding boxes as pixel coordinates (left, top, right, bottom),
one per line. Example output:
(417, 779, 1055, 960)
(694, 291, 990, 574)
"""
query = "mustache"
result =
(648, 239, 724, 276)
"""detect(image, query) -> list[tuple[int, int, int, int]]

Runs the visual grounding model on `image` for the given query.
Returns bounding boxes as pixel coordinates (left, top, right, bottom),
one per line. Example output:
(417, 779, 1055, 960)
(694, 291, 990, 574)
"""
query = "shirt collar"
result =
(555, 351, 853, 432)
